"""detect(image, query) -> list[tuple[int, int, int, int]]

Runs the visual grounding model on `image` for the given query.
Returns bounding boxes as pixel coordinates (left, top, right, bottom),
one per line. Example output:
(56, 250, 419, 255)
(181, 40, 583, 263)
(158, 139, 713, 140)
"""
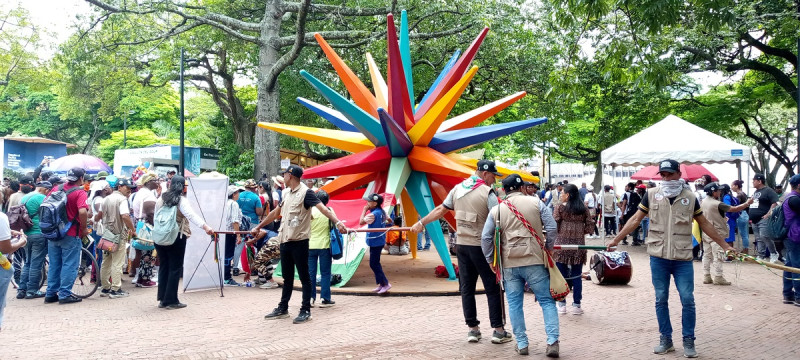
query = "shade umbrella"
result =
(630, 164, 718, 182)
(46, 154, 112, 174)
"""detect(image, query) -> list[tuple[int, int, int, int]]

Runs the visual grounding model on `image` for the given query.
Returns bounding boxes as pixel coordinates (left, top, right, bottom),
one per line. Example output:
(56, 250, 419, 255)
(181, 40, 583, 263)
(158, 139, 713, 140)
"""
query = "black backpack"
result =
(39, 185, 82, 240)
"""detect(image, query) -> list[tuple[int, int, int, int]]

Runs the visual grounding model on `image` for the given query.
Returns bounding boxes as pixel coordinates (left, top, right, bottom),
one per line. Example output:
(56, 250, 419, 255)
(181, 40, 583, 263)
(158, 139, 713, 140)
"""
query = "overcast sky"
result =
(13, 0, 91, 57)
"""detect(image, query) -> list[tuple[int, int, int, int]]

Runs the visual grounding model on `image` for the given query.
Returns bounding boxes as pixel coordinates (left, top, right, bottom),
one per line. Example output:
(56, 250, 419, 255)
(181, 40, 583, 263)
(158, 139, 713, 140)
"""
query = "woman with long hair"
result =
(154, 176, 213, 309)
(257, 181, 279, 238)
(553, 183, 594, 315)
(360, 193, 392, 294)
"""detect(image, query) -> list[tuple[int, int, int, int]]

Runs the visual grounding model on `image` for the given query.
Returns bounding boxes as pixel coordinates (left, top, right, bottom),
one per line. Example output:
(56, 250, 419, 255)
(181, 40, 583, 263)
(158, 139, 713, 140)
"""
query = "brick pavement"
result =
(1, 239, 799, 359)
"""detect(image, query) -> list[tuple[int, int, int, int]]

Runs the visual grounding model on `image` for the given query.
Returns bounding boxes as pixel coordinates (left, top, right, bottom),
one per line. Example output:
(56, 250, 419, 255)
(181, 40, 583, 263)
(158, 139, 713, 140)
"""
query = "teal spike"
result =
(400, 11, 415, 114)
(406, 171, 456, 280)
(384, 157, 412, 214)
(299, 70, 386, 146)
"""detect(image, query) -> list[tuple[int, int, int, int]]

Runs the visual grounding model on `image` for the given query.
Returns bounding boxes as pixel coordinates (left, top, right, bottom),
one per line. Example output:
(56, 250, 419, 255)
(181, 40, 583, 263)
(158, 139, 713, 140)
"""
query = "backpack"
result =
(39, 185, 82, 241)
(152, 205, 180, 246)
(329, 218, 344, 260)
(8, 197, 33, 231)
(770, 194, 798, 241)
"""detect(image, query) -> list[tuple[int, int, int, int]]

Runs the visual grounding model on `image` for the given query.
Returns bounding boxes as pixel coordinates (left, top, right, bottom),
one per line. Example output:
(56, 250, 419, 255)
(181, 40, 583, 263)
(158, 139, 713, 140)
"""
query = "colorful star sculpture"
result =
(258, 11, 546, 279)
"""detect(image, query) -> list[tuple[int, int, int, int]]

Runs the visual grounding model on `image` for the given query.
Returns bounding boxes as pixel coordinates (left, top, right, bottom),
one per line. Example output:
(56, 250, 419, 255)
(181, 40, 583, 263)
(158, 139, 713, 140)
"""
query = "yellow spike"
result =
(257, 122, 374, 153)
(408, 66, 478, 145)
(366, 53, 388, 109)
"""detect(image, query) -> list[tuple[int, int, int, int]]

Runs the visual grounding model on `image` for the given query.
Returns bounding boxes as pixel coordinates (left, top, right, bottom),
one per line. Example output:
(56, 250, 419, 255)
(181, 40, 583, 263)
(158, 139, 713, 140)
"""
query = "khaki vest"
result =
(602, 192, 615, 214)
(700, 197, 728, 241)
(101, 192, 128, 240)
(646, 187, 696, 260)
(490, 192, 545, 268)
(453, 184, 491, 246)
(278, 183, 313, 243)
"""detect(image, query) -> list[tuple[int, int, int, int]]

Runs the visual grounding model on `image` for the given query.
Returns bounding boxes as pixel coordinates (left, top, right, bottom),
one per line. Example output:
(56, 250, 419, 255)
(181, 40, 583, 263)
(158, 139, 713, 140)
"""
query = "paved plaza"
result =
(1, 239, 798, 359)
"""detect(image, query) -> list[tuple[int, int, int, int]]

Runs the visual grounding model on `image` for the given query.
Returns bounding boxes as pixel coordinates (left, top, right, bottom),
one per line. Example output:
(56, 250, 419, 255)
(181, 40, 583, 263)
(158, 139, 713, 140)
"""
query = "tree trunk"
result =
(253, 0, 283, 179)
(591, 158, 603, 191)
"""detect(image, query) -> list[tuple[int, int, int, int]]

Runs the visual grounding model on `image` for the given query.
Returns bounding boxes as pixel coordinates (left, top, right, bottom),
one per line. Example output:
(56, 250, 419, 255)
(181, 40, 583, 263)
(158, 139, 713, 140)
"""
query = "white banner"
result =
(183, 177, 228, 292)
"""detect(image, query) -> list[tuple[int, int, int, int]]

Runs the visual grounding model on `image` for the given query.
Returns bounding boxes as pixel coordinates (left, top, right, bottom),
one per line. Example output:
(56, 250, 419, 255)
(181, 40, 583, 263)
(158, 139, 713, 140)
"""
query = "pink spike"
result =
(386, 14, 415, 131)
(415, 27, 489, 121)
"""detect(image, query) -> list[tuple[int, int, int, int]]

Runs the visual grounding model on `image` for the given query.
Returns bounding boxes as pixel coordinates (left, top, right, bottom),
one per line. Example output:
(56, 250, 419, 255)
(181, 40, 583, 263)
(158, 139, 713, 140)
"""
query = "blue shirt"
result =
(237, 191, 262, 229)
(366, 208, 387, 247)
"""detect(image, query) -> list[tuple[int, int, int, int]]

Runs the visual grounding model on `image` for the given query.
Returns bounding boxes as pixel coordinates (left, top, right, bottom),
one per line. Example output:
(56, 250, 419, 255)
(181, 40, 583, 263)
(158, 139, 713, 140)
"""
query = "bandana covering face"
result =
(661, 179, 689, 198)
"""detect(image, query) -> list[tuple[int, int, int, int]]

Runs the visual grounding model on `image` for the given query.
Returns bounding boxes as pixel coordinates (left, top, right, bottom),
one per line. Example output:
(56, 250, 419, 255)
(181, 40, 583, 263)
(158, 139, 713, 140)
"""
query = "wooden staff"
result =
(553, 245, 616, 251)
(214, 231, 253, 235)
(741, 256, 800, 274)
(349, 227, 412, 233)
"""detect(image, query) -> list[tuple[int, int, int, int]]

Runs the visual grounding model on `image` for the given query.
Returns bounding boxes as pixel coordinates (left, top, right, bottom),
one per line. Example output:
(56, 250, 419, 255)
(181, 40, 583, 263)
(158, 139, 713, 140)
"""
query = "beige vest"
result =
(101, 192, 128, 240)
(278, 183, 313, 243)
(602, 192, 615, 214)
(491, 192, 546, 268)
(700, 197, 728, 241)
(453, 184, 491, 246)
(646, 187, 696, 260)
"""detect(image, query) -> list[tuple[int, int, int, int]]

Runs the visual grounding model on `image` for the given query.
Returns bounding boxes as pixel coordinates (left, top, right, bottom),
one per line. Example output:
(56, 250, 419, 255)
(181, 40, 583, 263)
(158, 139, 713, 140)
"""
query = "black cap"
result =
(658, 159, 680, 174)
(502, 174, 524, 192)
(703, 182, 719, 195)
(476, 159, 502, 176)
(66, 167, 86, 182)
(116, 178, 136, 189)
(49, 176, 63, 185)
(35, 181, 53, 190)
(19, 176, 35, 186)
(753, 173, 766, 182)
(282, 164, 303, 179)
(367, 193, 383, 203)
(790, 174, 800, 187)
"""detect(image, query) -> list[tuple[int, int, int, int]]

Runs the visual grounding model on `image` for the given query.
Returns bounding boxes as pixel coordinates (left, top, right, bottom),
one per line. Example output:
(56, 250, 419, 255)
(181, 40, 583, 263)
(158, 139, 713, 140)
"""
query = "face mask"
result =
(661, 179, 687, 198)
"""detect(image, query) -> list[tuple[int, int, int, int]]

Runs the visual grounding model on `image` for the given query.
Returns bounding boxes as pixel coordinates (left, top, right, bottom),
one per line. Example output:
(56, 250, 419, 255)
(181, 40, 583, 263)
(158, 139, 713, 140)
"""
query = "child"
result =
(360, 193, 392, 293)
(386, 217, 408, 255)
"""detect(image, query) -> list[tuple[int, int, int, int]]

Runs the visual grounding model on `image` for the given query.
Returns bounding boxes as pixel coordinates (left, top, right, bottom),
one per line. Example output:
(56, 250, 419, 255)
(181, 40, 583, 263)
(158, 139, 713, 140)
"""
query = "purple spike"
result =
(377, 108, 413, 157)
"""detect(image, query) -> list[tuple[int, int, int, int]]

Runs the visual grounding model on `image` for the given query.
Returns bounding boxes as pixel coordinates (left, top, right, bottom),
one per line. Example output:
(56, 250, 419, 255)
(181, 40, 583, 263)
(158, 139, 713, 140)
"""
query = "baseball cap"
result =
(636, 184, 647, 189)
(19, 175, 35, 186)
(476, 159, 502, 176)
(703, 182, 719, 195)
(227, 185, 246, 197)
(243, 179, 258, 188)
(35, 181, 53, 190)
(96, 171, 109, 179)
(282, 164, 303, 178)
(367, 193, 383, 203)
(753, 173, 766, 182)
(790, 174, 800, 187)
(49, 176, 63, 185)
(66, 167, 86, 182)
(502, 174, 524, 192)
(658, 159, 680, 174)
(116, 178, 136, 188)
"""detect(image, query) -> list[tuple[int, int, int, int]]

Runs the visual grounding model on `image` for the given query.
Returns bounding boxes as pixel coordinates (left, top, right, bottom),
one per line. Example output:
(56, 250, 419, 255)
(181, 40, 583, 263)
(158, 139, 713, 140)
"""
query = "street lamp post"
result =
(179, 48, 197, 176)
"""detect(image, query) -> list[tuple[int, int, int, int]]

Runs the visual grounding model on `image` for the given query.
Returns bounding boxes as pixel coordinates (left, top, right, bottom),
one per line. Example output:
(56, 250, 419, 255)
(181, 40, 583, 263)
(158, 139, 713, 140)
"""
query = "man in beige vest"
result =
(412, 160, 512, 345)
(700, 182, 752, 285)
(608, 159, 737, 358)
(97, 178, 136, 299)
(252, 165, 346, 324)
(481, 174, 560, 357)
(600, 185, 618, 239)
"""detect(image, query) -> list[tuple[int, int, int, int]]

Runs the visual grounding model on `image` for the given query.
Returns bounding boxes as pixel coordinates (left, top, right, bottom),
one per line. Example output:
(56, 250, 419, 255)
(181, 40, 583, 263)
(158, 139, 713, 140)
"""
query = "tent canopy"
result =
(601, 115, 750, 166)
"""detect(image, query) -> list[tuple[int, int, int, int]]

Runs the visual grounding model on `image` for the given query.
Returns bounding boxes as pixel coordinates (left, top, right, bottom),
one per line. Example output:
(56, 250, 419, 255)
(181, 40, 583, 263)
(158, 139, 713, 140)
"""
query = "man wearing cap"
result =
(224, 185, 246, 286)
(480, 174, 560, 357)
(412, 160, 513, 345)
(252, 165, 347, 324)
(750, 173, 780, 263)
(16, 176, 48, 299)
(607, 159, 737, 358)
(620, 183, 643, 246)
(781, 174, 800, 305)
(96, 171, 109, 180)
(44, 167, 91, 305)
(98, 178, 137, 299)
(583, 185, 600, 239)
(699, 182, 752, 286)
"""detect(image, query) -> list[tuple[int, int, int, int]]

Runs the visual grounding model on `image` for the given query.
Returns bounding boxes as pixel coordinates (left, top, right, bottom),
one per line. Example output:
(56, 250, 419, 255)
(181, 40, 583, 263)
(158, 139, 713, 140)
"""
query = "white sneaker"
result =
(556, 302, 567, 314)
(259, 280, 279, 289)
(770, 254, 781, 264)
(568, 305, 584, 315)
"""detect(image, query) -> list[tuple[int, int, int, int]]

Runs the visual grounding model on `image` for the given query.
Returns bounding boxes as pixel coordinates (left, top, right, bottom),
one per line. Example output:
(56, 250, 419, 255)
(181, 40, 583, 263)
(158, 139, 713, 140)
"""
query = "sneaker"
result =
(783, 295, 796, 304)
(545, 341, 560, 358)
(770, 254, 781, 264)
(683, 337, 697, 358)
(259, 280, 279, 289)
(109, 290, 130, 299)
(515, 346, 529, 355)
(232, 268, 240, 276)
(224, 279, 240, 287)
(318, 299, 336, 308)
(264, 307, 289, 320)
(794, 300, 800, 307)
(16, 290, 25, 299)
(653, 335, 674, 354)
(467, 329, 482, 343)
(703, 274, 713, 284)
(310, 299, 316, 308)
(25, 291, 46, 299)
(293, 310, 312, 324)
(166, 303, 187, 310)
(377, 283, 392, 294)
(137, 280, 157, 288)
(371, 285, 383, 292)
(713, 276, 731, 285)
(255, 277, 266, 285)
(568, 304, 584, 315)
(556, 302, 567, 314)
(491, 330, 513, 344)
(59, 295, 83, 304)
(99, 288, 111, 297)
(44, 295, 59, 304)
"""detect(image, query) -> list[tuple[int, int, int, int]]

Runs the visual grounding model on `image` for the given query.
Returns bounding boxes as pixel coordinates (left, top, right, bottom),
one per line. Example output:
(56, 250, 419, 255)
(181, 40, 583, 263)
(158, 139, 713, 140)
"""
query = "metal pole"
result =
(179, 48, 185, 176)
(123, 114, 127, 148)
(547, 140, 552, 185)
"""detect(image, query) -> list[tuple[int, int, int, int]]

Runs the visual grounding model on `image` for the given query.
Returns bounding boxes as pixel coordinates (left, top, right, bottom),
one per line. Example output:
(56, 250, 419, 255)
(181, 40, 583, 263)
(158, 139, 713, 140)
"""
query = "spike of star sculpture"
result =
(258, 11, 546, 280)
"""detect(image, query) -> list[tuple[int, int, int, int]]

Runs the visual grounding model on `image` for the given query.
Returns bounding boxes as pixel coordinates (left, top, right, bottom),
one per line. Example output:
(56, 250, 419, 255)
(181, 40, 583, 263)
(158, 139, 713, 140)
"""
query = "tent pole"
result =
(736, 160, 742, 181)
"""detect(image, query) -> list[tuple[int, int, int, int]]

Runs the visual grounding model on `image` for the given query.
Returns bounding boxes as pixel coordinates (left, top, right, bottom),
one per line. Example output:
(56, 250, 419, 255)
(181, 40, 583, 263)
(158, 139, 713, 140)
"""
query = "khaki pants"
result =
(702, 239, 723, 277)
(101, 240, 128, 291)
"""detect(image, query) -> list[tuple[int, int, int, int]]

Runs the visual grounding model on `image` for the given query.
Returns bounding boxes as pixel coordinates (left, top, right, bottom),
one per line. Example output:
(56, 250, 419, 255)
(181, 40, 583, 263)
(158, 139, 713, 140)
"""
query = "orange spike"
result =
(408, 147, 473, 178)
(315, 33, 379, 118)
(319, 172, 376, 198)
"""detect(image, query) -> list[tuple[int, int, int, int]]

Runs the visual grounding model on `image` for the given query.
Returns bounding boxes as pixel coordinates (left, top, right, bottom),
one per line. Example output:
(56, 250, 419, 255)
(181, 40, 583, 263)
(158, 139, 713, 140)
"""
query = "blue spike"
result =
(297, 97, 360, 132)
(377, 108, 413, 157)
(405, 171, 456, 280)
(429, 117, 548, 154)
(417, 50, 461, 111)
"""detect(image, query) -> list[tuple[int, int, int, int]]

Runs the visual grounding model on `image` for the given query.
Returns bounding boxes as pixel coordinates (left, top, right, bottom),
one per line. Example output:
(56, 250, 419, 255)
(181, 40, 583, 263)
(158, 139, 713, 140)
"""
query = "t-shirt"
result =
(132, 188, 156, 219)
(584, 192, 597, 208)
(750, 187, 779, 223)
(639, 193, 702, 217)
(225, 199, 242, 231)
(278, 189, 320, 210)
(0, 212, 10, 241)
(21, 192, 45, 235)
(386, 226, 406, 246)
(63, 183, 89, 237)
(715, 202, 732, 218)
(309, 206, 336, 249)
(7, 192, 23, 209)
(624, 191, 641, 217)
(366, 208, 387, 247)
(579, 187, 588, 201)
(237, 191, 263, 229)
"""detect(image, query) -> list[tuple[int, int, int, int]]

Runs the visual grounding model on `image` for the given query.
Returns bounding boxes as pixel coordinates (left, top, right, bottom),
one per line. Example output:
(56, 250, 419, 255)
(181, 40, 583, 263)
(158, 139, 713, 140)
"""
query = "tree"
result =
(0, 5, 41, 88)
(83, 0, 474, 178)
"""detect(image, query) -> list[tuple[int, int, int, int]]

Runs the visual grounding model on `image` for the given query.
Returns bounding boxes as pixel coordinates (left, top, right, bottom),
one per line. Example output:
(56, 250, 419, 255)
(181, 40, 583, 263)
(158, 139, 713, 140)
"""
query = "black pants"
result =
(155, 234, 187, 306)
(604, 216, 616, 235)
(224, 234, 236, 280)
(457, 244, 504, 328)
(278, 239, 312, 312)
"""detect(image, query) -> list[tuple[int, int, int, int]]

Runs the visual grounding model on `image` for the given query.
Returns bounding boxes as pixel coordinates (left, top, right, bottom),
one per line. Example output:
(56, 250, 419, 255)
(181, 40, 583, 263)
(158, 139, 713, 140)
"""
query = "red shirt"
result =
(62, 183, 89, 236)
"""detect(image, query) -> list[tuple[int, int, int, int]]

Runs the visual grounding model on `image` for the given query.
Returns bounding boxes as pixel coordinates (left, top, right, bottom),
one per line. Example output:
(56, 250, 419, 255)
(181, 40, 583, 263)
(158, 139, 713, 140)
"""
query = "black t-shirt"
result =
(625, 191, 641, 216)
(279, 189, 321, 210)
(750, 187, 779, 223)
(639, 193, 702, 217)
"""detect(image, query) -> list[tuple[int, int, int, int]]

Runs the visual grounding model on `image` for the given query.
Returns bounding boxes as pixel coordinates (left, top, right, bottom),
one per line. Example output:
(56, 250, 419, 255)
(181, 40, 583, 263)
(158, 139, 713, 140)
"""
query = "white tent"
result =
(601, 115, 750, 167)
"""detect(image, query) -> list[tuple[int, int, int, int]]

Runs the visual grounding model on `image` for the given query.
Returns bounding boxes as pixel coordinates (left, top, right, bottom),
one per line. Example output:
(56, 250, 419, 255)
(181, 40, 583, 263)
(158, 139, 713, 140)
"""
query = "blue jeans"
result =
(369, 246, 388, 286)
(640, 217, 650, 240)
(736, 212, 750, 249)
(0, 267, 12, 328)
(556, 262, 582, 305)
(783, 240, 800, 298)
(417, 231, 431, 250)
(503, 265, 559, 348)
(650, 256, 695, 340)
(45, 236, 82, 299)
(308, 248, 333, 302)
(18, 234, 47, 294)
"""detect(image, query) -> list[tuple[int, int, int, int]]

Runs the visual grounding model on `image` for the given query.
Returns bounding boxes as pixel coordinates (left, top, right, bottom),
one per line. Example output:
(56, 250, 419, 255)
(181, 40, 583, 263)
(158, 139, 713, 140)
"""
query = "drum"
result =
(589, 251, 632, 285)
